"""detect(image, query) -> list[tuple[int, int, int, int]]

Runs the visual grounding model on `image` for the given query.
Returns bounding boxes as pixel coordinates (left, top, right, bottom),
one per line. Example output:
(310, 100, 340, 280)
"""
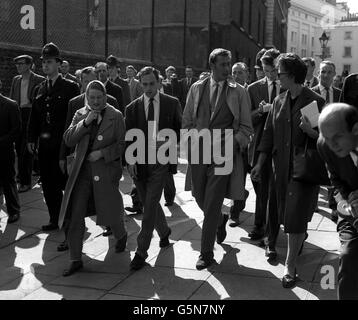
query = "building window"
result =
(343, 64, 351, 74)
(344, 47, 352, 57)
(301, 49, 307, 57)
(305, 14, 308, 19)
(312, 37, 314, 47)
(301, 34, 307, 45)
(344, 31, 352, 40)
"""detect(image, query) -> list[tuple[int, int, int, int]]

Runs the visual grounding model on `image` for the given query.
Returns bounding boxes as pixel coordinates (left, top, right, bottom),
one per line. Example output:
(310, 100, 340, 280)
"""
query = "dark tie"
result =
(48, 79, 53, 92)
(324, 87, 330, 104)
(210, 83, 219, 115)
(147, 97, 154, 121)
(270, 81, 277, 104)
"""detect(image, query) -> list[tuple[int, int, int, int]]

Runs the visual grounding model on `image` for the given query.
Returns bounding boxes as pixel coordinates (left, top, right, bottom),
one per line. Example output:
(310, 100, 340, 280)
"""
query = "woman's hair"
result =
(276, 53, 307, 84)
(85, 80, 107, 96)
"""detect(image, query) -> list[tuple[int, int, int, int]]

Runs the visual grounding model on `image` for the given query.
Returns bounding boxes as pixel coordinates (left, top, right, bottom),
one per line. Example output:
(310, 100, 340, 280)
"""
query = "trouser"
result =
(130, 184, 143, 208)
(68, 162, 126, 261)
(135, 164, 170, 259)
(164, 173, 176, 203)
(39, 147, 66, 225)
(15, 108, 33, 186)
(265, 176, 279, 248)
(328, 186, 337, 210)
(191, 163, 230, 255)
(337, 218, 358, 300)
(251, 159, 272, 228)
(0, 157, 20, 216)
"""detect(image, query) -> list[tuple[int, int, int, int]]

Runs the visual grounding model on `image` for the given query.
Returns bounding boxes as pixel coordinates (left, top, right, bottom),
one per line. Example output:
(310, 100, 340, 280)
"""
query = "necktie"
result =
(210, 82, 219, 115)
(147, 97, 154, 121)
(48, 79, 53, 92)
(270, 81, 277, 104)
(324, 87, 330, 104)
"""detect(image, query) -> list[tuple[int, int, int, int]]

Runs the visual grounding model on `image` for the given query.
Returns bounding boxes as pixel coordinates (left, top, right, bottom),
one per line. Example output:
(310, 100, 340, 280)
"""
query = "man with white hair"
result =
(317, 102, 358, 300)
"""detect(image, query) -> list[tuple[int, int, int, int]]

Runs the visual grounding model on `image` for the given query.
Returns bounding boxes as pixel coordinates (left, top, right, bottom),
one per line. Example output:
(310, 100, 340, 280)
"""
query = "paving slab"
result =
(0, 222, 39, 249)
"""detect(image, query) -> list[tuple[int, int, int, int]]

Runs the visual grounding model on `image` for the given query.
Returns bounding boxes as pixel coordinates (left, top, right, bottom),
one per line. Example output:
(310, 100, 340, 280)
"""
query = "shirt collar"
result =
(47, 73, 60, 84)
(210, 76, 225, 88)
(319, 84, 332, 91)
(144, 90, 159, 104)
(267, 78, 279, 86)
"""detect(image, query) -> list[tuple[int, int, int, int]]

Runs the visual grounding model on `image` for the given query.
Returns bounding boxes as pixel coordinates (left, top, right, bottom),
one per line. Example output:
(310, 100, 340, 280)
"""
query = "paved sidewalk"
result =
(0, 159, 340, 300)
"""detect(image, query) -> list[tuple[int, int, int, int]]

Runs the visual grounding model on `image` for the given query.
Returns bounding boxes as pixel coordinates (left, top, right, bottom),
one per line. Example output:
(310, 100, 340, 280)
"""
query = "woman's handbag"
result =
(292, 139, 331, 186)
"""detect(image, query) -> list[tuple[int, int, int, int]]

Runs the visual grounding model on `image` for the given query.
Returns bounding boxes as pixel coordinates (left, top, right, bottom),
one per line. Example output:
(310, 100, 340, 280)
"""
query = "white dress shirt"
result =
(319, 85, 333, 104)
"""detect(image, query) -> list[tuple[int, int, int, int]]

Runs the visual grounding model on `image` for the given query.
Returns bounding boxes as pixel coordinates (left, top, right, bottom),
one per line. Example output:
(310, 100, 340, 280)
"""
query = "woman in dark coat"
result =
(251, 53, 325, 288)
(60, 80, 127, 276)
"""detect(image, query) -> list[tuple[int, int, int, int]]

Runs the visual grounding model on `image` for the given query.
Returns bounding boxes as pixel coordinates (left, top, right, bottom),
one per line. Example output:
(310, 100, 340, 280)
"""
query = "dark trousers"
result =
(130, 184, 143, 208)
(251, 159, 272, 228)
(39, 147, 65, 225)
(328, 186, 337, 210)
(135, 164, 170, 259)
(265, 176, 279, 248)
(337, 219, 358, 300)
(191, 164, 230, 255)
(15, 108, 33, 186)
(164, 173, 176, 203)
(0, 157, 20, 216)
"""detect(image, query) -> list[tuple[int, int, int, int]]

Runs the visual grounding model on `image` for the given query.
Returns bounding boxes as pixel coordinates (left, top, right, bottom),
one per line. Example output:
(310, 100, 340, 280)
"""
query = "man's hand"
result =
(127, 164, 138, 180)
(87, 150, 102, 162)
(250, 164, 262, 182)
(27, 142, 36, 155)
(59, 160, 66, 174)
(299, 115, 313, 133)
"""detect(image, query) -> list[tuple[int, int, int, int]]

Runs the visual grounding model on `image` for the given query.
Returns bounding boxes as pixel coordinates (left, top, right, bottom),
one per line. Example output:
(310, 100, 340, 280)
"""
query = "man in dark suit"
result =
(125, 67, 182, 270)
(60, 60, 79, 84)
(302, 57, 319, 88)
(179, 66, 198, 109)
(106, 55, 131, 107)
(10, 54, 45, 193)
(0, 94, 21, 224)
(312, 60, 342, 222)
(247, 49, 281, 252)
(340, 73, 358, 108)
(95, 62, 124, 113)
(317, 103, 358, 300)
(162, 66, 181, 100)
(27, 42, 80, 231)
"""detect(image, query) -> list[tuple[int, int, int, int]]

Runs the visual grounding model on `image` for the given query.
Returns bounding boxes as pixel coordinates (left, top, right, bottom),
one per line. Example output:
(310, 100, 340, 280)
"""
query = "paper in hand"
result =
(300, 100, 320, 128)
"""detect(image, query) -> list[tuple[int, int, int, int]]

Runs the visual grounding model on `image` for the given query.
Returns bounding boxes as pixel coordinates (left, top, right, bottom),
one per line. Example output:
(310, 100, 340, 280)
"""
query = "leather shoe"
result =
(196, 253, 215, 270)
(57, 240, 69, 252)
(159, 228, 171, 248)
(7, 213, 20, 224)
(102, 227, 112, 237)
(115, 233, 127, 253)
(18, 184, 31, 193)
(164, 201, 174, 207)
(63, 261, 83, 277)
(282, 270, 297, 288)
(42, 223, 58, 231)
(130, 254, 146, 271)
(265, 246, 277, 260)
(125, 206, 143, 214)
(216, 214, 229, 244)
(248, 226, 264, 240)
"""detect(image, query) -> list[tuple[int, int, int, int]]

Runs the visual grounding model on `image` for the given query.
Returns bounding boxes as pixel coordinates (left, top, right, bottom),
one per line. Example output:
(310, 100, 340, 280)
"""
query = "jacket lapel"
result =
(158, 93, 167, 130)
(194, 77, 210, 118)
(210, 81, 228, 122)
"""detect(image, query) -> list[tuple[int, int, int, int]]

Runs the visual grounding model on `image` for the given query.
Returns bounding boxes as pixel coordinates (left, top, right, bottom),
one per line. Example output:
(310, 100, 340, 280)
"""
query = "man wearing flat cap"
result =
(10, 55, 45, 193)
(27, 42, 80, 231)
(106, 55, 131, 108)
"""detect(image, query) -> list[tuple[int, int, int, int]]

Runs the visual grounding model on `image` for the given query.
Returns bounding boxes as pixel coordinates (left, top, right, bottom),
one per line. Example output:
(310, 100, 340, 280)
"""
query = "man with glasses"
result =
(247, 48, 281, 256)
(10, 55, 45, 193)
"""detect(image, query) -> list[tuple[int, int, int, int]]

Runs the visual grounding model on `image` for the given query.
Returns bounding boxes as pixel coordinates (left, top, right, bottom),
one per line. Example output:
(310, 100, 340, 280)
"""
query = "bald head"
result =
(319, 103, 358, 157)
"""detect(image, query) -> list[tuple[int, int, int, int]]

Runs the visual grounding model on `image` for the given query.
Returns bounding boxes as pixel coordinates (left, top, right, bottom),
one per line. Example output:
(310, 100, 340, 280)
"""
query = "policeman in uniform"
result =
(28, 42, 80, 231)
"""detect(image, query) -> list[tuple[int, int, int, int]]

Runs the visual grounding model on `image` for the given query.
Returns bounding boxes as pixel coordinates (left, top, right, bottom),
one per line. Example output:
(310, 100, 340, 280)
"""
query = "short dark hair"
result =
(232, 62, 249, 72)
(277, 53, 307, 84)
(80, 66, 95, 80)
(138, 66, 160, 81)
(302, 57, 315, 68)
(261, 48, 281, 68)
(255, 48, 267, 69)
(320, 60, 336, 73)
(209, 48, 232, 65)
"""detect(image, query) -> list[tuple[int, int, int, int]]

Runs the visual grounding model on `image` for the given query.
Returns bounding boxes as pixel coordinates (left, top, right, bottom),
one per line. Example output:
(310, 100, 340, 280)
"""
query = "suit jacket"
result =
(311, 85, 341, 103)
(317, 138, 358, 232)
(125, 92, 182, 180)
(127, 78, 143, 102)
(59, 104, 126, 228)
(182, 76, 253, 200)
(179, 77, 198, 109)
(9, 71, 45, 106)
(306, 76, 319, 88)
(59, 92, 120, 161)
(105, 80, 124, 114)
(28, 74, 80, 157)
(0, 94, 21, 161)
(112, 76, 131, 107)
(162, 78, 182, 101)
(340, 73, 358, 108)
